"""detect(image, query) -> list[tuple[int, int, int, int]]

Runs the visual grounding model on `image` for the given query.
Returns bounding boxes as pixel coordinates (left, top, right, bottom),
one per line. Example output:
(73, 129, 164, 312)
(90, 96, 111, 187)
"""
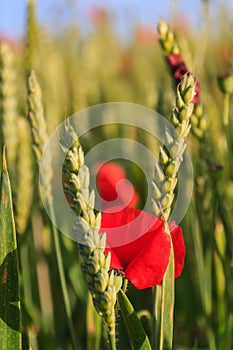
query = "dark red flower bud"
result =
(167, 54, 200, 104)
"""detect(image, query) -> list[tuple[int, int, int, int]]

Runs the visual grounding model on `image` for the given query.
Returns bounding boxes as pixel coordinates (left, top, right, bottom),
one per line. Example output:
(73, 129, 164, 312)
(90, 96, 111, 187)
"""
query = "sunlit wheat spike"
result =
(0, 43, 18, 168)
(25, 0, 38, 74)
(157, 18, 180, 55)
(157, 19, 207, 140)
(152, 74, 196, 220)
(61, 122, 117, 336)
(27, 70, 52, 202)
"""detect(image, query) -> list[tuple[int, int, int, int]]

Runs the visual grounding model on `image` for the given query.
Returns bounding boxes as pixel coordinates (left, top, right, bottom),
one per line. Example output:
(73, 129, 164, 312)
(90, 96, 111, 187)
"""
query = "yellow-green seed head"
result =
(183, 86, 196, 104)
(161, 192, 175, 210)
(154, 162, 165, 183)
(163, 177, 177, 192)
(152, 181, 162, 200)
(159, 146, 169, 166)
(193, 104, 203, 118)
(85, 256, 100, 275)
(176, 91, 185, 110)
(151, 199, 161, 216)
(157, 19, 169, 38)
(179, 105, 194, 121)
(99, 291, 115, 312)
(191, 114, 199, 126)
(94, 269, 109, 293)
(165, 159, 181, 177)
(199, 117, 207, 131)
(167, 30, 174, 43)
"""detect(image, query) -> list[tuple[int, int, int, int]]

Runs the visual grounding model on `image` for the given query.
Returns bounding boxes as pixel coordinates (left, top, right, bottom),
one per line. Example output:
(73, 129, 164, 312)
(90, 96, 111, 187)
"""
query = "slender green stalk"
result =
(108, 333, 117, 350)
(223, 93, 230, 126)
(222, 93, 233, 178)
(188, 202, 216, 350)
(15, 117, 33, 234)
(195, 0, 210, 72)
(152, 286, 160, 350)
(153, 226, 175, 350)
(49, 203, 77, 349)
(122, 278, 128, 293)
(86, 293, 102, 350)
(158, 235, 174, 350)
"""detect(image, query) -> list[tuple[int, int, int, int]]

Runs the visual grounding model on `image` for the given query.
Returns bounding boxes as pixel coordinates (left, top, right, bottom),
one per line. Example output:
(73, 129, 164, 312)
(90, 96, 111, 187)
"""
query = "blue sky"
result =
(1, 0, 232, 39)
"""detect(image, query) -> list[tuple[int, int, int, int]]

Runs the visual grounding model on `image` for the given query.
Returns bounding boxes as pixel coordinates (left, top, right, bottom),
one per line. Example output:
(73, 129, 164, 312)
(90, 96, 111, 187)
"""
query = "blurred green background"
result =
(0, 0, 233, 349)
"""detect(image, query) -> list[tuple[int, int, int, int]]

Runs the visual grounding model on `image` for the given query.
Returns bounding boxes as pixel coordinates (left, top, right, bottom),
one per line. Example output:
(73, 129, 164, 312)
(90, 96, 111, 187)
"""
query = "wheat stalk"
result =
(61, 122, 117, 337)
(152, 74, 196, 220)
(0, 43, 18, 167)
(157, 19, 207, 139)
(27, 70, 52, 202)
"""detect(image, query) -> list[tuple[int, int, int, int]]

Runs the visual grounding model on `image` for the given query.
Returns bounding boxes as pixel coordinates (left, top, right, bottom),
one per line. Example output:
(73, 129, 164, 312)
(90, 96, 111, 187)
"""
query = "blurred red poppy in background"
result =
(135, 25, 157, 47)
(96, 162, 139, 209)
(167, 53, 200, 104)
(100, 206, 185, 290)
(88, 5, 109, 25)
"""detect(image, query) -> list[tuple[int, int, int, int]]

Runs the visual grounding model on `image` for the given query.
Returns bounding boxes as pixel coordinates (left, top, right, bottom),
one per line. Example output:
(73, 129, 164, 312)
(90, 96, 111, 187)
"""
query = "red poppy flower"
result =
(167, 54, 200, 104)
(96, 162, 139, 209)
(88, 5, 109, 25)
(135, 25, 157, 47)
(100, 206, 185, 290)
(0, 34, 16, 50)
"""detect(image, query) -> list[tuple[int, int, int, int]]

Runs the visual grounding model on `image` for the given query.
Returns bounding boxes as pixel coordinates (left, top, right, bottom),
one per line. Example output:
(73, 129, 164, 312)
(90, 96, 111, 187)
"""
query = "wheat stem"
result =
(27, 70, 77, 349)
(61, 121, 117, 338)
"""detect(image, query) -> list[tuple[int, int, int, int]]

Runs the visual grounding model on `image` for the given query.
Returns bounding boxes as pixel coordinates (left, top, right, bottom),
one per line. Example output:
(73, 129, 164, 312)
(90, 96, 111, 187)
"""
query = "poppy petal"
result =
(96, 162, 139, 207)
(108, 248, 123, 270)
(124, 229, 170, 289)
(101, 207, 164, 267)
(101, 207, 186, 290)
(170, 224, 186, 278)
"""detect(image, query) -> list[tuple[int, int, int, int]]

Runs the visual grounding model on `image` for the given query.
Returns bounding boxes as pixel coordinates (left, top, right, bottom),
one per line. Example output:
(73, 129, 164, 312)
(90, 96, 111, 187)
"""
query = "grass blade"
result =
(118, 289, 152, 350)
(0, 149, 21, 349)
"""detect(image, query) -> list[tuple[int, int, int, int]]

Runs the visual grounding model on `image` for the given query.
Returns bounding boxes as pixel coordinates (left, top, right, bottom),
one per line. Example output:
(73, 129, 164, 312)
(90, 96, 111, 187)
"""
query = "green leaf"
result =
(117, 289, 152, 350)
(0, 150, 21, 350)
(69, 262, 88, 304)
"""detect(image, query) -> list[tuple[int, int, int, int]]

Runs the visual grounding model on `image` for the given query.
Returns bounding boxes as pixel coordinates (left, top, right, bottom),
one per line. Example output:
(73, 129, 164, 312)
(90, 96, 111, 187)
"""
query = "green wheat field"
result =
(0, 1, 233, 349)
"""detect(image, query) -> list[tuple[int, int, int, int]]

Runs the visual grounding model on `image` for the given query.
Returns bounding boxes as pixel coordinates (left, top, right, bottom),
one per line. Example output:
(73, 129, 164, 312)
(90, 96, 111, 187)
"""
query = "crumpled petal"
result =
(170, 223, 186, 278)
(101, 206, 163, 262)
(100, 207, 186, 290)
(124, 226, 170, 289)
